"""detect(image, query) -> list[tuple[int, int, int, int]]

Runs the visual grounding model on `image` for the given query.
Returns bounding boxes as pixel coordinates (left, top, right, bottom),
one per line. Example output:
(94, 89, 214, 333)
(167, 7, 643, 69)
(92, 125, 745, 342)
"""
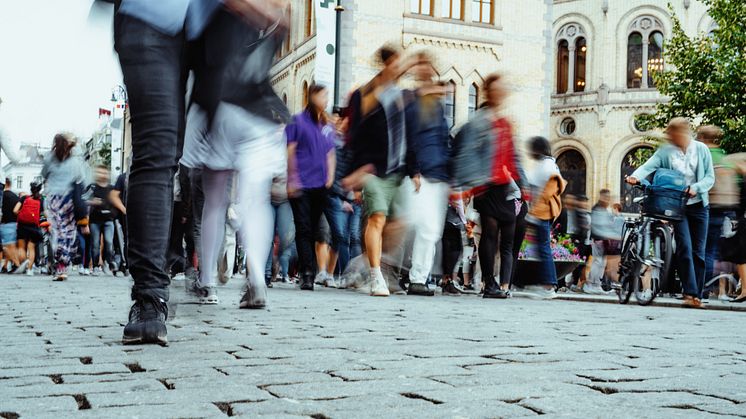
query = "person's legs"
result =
(588, 240, 606, 288)
(536, 221, 557, 286)
(276, 201, 295, 277)
(17, 239, 27, 264)
(199, 169, 232, 289)
(409, 179, 448, 286)
(497, 218, 516, 288)
(478, 215, 499, 289)
(27, 241, 36, 267)
(166, 201, 186, 274)
(324, 195, 350, 275)
(103, 221, 116, 268)
(264, 204, 279, 280)
(290, 193, 315, 277)
(90, 222, 103, 269)
(687, 204, 709, 299)
(673, 213, 697, 297)
(116, 12, 186, 307)
(705, 208, 724, 294)
(349, 203, 363, 260)
(190, 168, 205, 273)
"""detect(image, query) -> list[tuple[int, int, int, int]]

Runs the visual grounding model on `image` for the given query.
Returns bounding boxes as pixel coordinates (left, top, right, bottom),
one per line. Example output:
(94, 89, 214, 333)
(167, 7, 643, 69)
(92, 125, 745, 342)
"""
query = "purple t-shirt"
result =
(286, 111, 336, 190)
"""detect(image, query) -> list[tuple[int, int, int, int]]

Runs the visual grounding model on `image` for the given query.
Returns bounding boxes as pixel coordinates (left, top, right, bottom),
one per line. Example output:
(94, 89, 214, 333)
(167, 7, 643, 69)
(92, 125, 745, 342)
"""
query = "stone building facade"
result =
(550, 0, 713, 208)
(270, 0, 553, 145)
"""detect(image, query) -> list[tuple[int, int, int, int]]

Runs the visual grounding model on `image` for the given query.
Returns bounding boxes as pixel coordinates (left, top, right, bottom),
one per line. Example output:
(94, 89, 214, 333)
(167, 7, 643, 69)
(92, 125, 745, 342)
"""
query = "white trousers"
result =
(588, 240, 606, 286)
(408, 178, 450, 284)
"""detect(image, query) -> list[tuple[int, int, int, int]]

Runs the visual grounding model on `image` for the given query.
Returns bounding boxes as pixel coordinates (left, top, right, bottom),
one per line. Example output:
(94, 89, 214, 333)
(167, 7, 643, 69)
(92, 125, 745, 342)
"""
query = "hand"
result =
(341, 164, 375, 191)
(325, 178, 334, 189)
(81, 226, 90, 235)
(625, 176, 639, 185)
(412, 175, 421, 193)
(287, 184, 300, 199)
(342, 201, 354, 213)
(687, 187, 697, 198)
(224, 0, 289, 29)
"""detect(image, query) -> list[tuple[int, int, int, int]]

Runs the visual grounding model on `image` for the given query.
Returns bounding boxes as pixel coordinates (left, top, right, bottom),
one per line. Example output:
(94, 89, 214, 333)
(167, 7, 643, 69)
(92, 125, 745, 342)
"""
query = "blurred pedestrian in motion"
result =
(405, 52, 452, 297)
(265, 171, 295, 287)
(523, 136, 566, 298)
(286, 83, 338, 291)
(41, 133, 86, 281)
(441, 193, 467, 295)
(1, 178, 21, 273)
(452, 73, 525, 299)
(14, 182, 45, 276)
(627, 117, 715, 309)
(88, 165, 119, 276)
(114, 0, 290, 345)
(587, 189, 617, 294)
(343, 45, 418, 297)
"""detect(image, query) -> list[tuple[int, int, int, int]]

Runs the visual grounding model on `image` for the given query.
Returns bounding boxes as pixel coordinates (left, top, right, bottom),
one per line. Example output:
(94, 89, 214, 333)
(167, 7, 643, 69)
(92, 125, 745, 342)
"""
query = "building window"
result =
(282, 93, 288, 105)
(302, 81, 309, 108)
(283, 6, 292, 54)
(468, 83, 478, 116)
(627, 16, 665, 89)
(410, 0, 433, 15)
(441, 0, 463, 20)
(445, 81, 456, 129)
(559, 117, 576, 136)
(574, 37, 587, 92)
(555, 23, 587, 94)
(471, 0, 493, 24)
(16, 176, 23, 190)
(305, 0, 314, 38)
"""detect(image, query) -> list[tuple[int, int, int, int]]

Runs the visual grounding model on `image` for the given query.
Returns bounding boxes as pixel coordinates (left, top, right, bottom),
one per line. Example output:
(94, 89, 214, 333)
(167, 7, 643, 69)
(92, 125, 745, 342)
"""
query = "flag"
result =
(99, 108, 111, 117)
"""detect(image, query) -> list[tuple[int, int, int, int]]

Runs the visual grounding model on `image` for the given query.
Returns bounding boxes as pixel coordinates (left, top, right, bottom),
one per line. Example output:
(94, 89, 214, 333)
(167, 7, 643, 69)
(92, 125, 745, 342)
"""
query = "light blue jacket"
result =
(631, 140, 715, 207)
(118, 0, 221, 40)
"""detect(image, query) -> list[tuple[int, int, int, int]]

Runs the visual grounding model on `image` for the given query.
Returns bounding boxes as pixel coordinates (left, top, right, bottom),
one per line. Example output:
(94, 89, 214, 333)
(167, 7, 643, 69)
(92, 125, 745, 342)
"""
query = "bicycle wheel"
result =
(635, 224, 672, 306)
(617, 229, 638, 304)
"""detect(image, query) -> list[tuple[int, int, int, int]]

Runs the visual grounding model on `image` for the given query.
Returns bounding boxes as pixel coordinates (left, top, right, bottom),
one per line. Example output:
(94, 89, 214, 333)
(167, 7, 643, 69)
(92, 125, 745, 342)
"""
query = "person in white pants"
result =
(404, 54, 452, 296)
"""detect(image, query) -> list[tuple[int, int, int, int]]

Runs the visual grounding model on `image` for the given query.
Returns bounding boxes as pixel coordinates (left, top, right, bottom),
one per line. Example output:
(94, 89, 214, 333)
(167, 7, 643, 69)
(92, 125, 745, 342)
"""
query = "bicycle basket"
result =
(642, 185, 688, 221)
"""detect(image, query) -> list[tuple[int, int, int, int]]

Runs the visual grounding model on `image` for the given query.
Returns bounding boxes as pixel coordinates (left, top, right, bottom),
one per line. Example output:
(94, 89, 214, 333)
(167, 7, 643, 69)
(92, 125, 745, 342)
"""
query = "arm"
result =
(326, 149, 336, 189)
(287, 142, 299, 196)
(690, 145, 715, 195)
(109, 189, 126, 215)
(13, 201, 21, 215)
(629, 149, 664, 182)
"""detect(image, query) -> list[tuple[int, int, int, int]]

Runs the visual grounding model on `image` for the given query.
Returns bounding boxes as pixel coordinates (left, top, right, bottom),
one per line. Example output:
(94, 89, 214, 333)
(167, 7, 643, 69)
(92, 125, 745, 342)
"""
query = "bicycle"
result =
(616, 184, 678, 305)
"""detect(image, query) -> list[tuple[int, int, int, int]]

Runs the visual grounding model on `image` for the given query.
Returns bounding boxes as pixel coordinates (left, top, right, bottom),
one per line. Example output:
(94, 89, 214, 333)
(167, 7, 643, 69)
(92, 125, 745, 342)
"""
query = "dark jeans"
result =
(75, 227, 91, 267)
(442, 223, 463, 275)
(90, 221, 115, 267)
(705, 208, 733, 293)
(673, 203, 709, 298)
(325, 195, 359, 275)
(535, 220, 558, 286)
(167, 201, 195, 275)
(479, 214, 516, 286)
(115, 13, 188, 301)
(290, 188, 330, 275)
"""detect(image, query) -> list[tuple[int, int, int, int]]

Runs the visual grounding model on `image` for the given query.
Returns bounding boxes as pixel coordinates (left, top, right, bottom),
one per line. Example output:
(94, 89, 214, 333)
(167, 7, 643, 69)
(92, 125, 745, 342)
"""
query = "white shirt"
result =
(670, 143, 701, 205)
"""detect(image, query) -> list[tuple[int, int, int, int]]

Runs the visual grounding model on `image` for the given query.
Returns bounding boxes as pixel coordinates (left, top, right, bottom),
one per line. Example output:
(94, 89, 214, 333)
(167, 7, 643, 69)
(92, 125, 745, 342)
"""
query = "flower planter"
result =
(513, 259, 582, 286)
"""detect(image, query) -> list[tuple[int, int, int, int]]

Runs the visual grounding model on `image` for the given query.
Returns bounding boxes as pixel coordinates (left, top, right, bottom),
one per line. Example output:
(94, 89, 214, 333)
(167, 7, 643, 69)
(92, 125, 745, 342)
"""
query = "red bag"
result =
(17, 197, 41, 226)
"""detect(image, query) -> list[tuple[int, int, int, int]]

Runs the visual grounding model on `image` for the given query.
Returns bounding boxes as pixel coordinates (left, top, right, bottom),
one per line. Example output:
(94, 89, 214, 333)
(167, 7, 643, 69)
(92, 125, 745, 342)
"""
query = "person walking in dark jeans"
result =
(286, 84, 337, 291)
(114, 0, 290, 345)
(88, 165, 118, 275)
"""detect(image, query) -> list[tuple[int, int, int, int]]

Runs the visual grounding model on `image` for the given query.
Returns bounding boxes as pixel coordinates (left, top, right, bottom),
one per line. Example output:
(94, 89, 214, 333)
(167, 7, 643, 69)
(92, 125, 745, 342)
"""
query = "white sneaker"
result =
(83, 268, 91, 276)
(92, 267, 102, 276)
(522, 285, 557, 300)
(315, 271, 329, 285)
(324, 276, 339, 288)
(718, 294, 730, 302)
(26, 268, 34, 276)
(583, 284, 611, 295)
(370, 271, 390, 297)
(13, 260, 29, 274)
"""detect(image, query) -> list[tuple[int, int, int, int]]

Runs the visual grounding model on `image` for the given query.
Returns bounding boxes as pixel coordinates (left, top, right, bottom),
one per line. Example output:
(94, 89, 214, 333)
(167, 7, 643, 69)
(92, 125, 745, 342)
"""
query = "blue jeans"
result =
(76, 227, 91, 267)
(90, 221, 115, 268)
(535, 220, 557, 286)
(673, 203, 709, 298)
(325, 195, 361, 274)
(265, 201, 295, 278)
(705, 208, 733, 293)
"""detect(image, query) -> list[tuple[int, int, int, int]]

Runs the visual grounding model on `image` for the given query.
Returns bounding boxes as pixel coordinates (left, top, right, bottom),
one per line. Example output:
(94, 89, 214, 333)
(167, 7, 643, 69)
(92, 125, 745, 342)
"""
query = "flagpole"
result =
(333, 0, 344, 109)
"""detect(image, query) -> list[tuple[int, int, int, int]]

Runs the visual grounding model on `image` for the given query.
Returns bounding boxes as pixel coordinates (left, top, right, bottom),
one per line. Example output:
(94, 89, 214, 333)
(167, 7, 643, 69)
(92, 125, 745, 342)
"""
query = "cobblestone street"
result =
(1, 275, 745, 418)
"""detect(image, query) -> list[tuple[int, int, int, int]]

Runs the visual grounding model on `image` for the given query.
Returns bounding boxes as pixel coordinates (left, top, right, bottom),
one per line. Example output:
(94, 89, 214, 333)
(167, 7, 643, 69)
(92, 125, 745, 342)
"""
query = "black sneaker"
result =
(300, 274, 314, 291)
(122, 297, 168, 346)
(441, 281, 462, 296)
(265, 275, 273, 288)
(483, 285, 510, 299)
(407, 282, 435, 296)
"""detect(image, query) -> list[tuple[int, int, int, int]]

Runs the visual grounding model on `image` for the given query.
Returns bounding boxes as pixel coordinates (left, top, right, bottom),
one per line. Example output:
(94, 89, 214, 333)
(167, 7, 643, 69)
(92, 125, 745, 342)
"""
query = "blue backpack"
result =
(642, 169, 688, 221)
(651, 168, 687, 191)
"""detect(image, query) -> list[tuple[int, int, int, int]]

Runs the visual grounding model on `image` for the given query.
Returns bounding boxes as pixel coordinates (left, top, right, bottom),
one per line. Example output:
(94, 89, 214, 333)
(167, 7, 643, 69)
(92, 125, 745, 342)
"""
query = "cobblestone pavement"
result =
(1, 274, 745, 419)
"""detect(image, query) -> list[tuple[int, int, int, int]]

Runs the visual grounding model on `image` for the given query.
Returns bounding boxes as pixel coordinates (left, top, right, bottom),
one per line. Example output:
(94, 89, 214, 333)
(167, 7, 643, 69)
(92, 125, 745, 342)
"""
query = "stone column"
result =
(567, 45, 576, 93)
(641, 38, 649, 88)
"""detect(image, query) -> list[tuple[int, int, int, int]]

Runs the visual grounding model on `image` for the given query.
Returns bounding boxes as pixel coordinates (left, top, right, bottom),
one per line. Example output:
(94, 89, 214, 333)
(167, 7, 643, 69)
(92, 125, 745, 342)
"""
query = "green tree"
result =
(643, 0, 746, 153)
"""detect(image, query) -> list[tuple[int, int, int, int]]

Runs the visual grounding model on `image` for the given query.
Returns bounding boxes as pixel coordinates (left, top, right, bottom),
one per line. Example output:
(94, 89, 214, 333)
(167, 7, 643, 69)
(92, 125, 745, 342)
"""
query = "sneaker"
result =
(92, 267, 102, 276)
(26, 268, 34, 277)
(122, 296, 168, 346)
(583, 284, 611, 295)
(102, 265, 113, 276)
(323, 275, 339, 288)
(570, 284, 584, 293)
(13, 260, 28, 275)
(83, 268, 91, 276)
(300, 274, 314, 291)
(172, 272, 186, 281)
(370, 270, 390, 297)
(314, 271, 329, 286)
(186, 278, 219, 305)
(521, 285, 557, 300)
(637, 288, 654, 302)
(408, 282, 435, 296)
(441, 281, 463, 296)
(77, 265, 86, 275)
(718, 293, 730, 302)
(265, 275, 273, 288)
(483, 286, 510, 299)
(239, 280, 267, 309)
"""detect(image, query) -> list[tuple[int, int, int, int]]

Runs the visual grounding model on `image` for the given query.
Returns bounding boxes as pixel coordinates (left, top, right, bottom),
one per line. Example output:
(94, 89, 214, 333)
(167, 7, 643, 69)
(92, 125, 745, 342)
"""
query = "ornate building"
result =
(550, 0, 713, 209)
(271, 0, 553, 143)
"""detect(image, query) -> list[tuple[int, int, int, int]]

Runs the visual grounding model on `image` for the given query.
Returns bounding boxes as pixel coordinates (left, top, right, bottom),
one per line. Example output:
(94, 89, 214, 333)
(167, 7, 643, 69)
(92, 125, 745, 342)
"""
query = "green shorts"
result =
(363, 173, 403, 217)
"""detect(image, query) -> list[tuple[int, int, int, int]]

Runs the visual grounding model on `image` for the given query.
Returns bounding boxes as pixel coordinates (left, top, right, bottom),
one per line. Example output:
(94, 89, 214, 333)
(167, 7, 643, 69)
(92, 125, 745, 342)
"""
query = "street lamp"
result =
(333, 0, 344, 110)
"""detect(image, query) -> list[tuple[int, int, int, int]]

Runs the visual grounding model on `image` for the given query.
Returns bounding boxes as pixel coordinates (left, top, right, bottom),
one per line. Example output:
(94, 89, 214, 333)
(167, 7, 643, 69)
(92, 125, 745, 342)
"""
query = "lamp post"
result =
(333, 1, 344, 110)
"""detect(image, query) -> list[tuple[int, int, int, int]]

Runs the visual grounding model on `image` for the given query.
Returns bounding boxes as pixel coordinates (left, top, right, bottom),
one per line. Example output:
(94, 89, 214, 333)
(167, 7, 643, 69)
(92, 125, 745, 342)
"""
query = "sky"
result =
(0, 0, 122, 152)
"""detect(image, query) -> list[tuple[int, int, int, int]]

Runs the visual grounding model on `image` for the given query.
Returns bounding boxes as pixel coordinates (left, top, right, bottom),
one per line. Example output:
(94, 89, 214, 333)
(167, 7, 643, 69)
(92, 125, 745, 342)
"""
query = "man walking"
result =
(115, 0, 289, 345)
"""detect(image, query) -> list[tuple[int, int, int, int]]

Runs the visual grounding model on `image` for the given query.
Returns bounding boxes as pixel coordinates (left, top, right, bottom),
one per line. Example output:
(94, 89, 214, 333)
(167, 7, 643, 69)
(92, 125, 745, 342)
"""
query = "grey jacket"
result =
(41, 151, 87, 196)
(451, 108, 526, 196)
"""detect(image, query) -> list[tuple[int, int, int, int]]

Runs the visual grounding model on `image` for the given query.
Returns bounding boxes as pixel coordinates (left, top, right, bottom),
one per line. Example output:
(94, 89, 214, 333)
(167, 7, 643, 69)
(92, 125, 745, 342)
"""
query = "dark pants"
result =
(705, 208, 733, 293)
(325, 195, 357, 274)
(511, 201, 528, 284)
(442, 223, 463, 275)
(673, 203, 709, 298)
(535, 220, 558, 286)
(290, 188, 329, 276)
(479, 214, 516, 286)
(115, 13, 188, 301)
(167, 201, 195, 275)
(90, 220, 115, 267)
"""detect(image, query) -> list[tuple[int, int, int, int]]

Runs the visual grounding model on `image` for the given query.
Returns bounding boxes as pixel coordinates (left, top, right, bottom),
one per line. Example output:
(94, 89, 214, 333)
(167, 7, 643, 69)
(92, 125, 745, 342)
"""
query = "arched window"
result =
(555, 23, 586, 94)
(627, 16, 665, 89)
(621, 145, 654, 212)
(468, 83, 478, 116)
(441, 0, 463, 20)
(305, 0, 314, 38)
(283, 5, 292, 54)
(556, 150, 587, 197)
(410, 0, 433, 15)
(282, 93, 288, 105)
(574, 37, 587, 92)
(472, 0, 493, 24)
(445, 81, 456, 129)
(556, 40, 569, 93)
(302, 81, 309, 108)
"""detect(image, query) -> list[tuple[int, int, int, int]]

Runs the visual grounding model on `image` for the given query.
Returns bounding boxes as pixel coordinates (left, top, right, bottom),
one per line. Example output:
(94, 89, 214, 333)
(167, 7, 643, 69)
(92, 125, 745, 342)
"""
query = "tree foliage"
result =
(644, 0, 746, 153)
